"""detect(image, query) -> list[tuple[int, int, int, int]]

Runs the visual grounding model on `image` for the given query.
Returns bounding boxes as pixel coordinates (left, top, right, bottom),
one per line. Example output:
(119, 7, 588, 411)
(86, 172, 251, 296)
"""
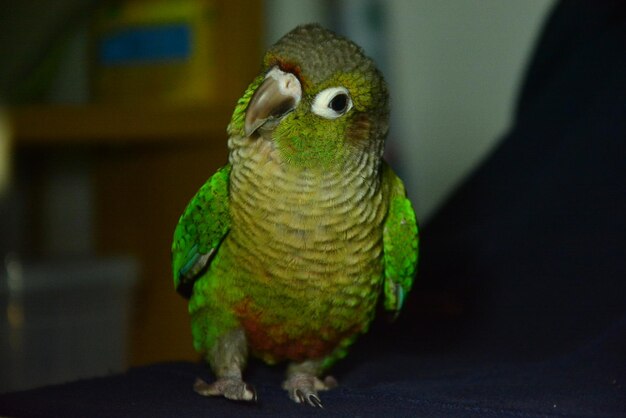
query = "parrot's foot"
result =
(282, 374, 338, 407)
(193, 377, 257, 402)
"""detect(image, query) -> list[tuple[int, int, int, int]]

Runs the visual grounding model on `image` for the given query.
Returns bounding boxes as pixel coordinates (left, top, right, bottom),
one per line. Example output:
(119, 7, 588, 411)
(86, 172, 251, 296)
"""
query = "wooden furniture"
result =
(10, 0, 262, 366)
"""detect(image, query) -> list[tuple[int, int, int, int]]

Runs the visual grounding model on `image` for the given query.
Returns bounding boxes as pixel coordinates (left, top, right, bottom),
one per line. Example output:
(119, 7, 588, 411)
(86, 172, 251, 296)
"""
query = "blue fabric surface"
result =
(0, 320, 623, 417)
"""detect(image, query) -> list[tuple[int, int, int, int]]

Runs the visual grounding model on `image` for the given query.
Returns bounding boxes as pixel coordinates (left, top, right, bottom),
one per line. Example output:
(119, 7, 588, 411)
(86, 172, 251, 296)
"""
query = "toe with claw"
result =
(282, 374, 337, 407)
(193, 377, 257, 402)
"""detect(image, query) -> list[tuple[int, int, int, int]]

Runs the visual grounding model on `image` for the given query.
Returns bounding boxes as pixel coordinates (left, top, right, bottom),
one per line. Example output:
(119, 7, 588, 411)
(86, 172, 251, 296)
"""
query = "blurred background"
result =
(0, 0, 554, 392)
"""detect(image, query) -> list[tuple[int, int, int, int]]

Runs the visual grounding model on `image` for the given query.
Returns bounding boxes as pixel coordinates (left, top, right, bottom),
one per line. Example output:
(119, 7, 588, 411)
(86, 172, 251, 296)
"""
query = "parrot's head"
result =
(228, 24, 389, 170)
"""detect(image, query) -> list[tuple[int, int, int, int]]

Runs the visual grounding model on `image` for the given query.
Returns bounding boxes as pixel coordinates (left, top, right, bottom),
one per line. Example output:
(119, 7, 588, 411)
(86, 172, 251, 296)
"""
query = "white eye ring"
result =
(311, 87, 353, 119)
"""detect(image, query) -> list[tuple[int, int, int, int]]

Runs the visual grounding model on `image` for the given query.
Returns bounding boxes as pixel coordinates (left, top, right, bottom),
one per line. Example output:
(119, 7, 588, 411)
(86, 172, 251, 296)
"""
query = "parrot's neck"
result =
(228, 134, 382, 199)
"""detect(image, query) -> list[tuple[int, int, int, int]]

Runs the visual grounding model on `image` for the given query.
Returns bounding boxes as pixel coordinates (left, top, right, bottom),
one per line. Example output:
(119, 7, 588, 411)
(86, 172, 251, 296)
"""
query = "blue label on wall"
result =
(100, 24, 192, 66)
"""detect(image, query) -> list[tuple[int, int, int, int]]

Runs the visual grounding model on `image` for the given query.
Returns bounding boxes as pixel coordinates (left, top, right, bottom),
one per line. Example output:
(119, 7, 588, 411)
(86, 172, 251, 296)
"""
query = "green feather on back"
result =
(171, 164, 231, 298)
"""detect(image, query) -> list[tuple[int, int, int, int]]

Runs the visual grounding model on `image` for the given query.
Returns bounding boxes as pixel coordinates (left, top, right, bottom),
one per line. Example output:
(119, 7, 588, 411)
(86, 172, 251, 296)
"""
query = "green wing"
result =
(171, 164, 231, 298)
(382, 162, 419, 317)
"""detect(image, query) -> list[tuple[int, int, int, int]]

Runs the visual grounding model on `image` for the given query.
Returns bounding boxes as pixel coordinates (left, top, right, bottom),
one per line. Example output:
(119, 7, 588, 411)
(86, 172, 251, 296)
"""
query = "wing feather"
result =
(171, 164, 231, 298)
(382, 162, 419, 316)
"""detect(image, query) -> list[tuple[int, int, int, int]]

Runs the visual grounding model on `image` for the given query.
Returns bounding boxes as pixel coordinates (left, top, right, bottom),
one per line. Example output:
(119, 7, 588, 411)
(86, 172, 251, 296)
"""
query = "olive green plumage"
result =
(171, 24, 418, 406)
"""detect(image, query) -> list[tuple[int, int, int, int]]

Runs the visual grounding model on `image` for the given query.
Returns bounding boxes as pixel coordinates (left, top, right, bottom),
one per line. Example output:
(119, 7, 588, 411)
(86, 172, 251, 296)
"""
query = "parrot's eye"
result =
(311, 87, 353, 119)
(329, 94, 348, 112)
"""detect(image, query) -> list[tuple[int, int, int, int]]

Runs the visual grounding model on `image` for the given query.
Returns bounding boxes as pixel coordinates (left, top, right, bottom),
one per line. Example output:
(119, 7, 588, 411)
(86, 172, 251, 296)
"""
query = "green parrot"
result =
(171, 24, 418, 407)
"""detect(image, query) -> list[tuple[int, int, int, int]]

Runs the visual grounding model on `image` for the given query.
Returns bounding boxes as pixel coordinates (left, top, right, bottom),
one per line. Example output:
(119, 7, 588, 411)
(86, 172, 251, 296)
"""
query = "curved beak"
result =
(244, 66, 302, 137)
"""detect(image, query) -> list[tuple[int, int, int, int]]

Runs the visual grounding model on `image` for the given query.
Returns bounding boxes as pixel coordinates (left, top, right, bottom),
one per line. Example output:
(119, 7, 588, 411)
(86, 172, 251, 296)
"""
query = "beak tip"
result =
(243, 116, 263, 138)
(243, 125, 254, 138)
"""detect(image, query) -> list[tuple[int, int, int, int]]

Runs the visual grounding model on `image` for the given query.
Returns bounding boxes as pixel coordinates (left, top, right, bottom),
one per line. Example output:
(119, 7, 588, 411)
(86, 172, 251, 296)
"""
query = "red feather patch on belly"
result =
(234, 298, 360, 363)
